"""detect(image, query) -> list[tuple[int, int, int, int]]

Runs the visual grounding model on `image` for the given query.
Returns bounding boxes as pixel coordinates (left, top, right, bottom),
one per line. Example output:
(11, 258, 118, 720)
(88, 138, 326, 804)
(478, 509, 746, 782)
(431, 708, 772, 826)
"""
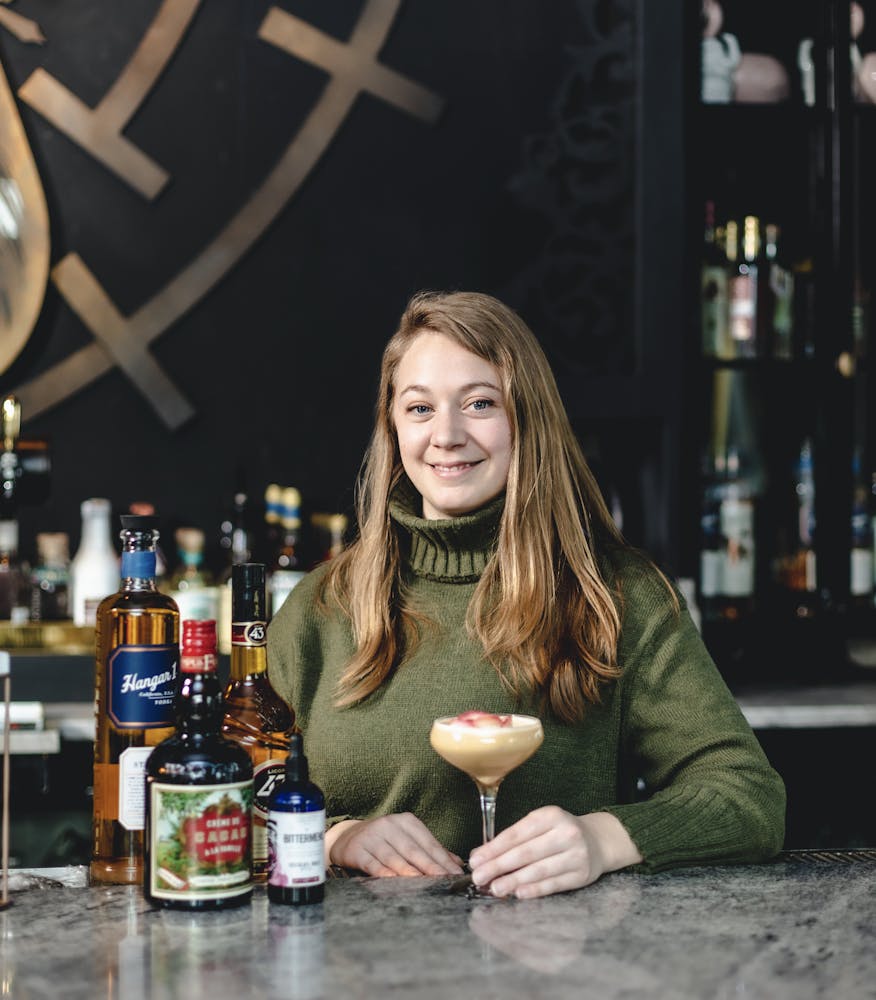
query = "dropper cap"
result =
(285, 732, 309, 783)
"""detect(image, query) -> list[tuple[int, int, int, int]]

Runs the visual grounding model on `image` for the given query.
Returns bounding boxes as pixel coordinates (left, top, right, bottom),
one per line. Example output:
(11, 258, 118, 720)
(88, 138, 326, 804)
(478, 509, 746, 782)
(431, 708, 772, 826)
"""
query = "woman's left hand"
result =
(467, 807, 642, 899)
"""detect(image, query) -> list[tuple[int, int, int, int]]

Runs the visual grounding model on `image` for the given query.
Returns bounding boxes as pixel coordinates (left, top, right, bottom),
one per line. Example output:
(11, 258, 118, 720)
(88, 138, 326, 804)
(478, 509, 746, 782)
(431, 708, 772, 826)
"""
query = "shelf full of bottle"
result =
(694, 209, 876, 663)
(699, 203, 843, 366)
(0, 478, 350, 652)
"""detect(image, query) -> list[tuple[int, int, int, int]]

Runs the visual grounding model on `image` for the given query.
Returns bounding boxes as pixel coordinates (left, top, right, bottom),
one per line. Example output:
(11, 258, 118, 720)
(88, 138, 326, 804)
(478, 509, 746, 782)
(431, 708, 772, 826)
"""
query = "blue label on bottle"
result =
(107, 645, 178, 729)
(121, 551, 156, 579)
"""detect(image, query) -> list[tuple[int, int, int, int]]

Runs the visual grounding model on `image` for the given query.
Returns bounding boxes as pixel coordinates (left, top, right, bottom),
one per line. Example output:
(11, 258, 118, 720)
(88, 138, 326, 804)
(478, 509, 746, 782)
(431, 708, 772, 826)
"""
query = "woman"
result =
(267, 291, 785, 899)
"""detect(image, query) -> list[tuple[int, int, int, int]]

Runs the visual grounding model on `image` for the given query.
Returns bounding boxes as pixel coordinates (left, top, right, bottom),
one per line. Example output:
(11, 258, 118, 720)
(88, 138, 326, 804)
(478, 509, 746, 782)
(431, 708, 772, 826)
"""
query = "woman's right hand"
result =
(326, 814, 464, 877)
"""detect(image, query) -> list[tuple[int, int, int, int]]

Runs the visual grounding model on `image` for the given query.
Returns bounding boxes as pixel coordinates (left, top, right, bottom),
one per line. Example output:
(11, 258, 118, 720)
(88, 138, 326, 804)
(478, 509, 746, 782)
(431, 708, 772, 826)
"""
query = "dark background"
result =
(1, 0, 664, 575)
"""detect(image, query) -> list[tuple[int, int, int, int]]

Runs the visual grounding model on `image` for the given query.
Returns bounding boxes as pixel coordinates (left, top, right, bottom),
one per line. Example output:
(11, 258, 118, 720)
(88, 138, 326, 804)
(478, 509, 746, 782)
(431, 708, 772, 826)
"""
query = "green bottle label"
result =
(148, 781, 253, 902)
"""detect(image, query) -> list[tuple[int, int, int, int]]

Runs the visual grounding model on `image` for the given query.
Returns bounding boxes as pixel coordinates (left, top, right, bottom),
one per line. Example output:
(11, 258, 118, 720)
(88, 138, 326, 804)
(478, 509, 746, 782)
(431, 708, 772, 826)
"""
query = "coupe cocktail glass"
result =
(430, 712, 544, 844)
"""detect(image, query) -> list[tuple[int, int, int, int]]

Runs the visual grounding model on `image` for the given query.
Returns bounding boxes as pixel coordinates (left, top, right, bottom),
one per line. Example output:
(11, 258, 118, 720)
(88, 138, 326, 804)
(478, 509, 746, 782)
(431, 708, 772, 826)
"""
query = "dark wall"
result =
(1, 0, 650, 573)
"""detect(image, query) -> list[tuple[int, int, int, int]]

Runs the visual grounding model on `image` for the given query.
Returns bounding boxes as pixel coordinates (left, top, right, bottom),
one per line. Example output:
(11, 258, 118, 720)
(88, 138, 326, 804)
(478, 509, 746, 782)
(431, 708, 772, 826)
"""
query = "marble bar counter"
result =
(2, 856, 875, 999)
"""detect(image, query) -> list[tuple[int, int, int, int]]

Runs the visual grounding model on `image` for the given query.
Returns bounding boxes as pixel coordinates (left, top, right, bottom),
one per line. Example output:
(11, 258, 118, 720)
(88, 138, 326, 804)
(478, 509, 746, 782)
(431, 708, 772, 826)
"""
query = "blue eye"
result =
(409, 404, 431, 415)
(471, 398, 493, 411)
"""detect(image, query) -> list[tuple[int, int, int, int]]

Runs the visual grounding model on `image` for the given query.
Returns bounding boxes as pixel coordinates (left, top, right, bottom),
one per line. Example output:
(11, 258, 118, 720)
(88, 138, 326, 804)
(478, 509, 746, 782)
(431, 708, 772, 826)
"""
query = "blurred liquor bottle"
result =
(217, 489, 255, 653)
(263, 484, 284, 562)
(850, 452, 874, 608)
(1, 394, 51, 517)
(702, 201, 730, 358)
(774, 437, 817, 617)
(221, 563, 295, 881)
(91, 514, 179, 885)
(699, 370, 763, 622)
(70, 498, 120, 627)
(309, 512, 349, 567)
(29, 531, 70, 622)
(167, 527, 219, 623)
(269, 488, 307, 617)
(764, 223, 794, 360)
(0, 516, 28, 623)
(717, 445, 757, 620)
(728, 216, 761, 359)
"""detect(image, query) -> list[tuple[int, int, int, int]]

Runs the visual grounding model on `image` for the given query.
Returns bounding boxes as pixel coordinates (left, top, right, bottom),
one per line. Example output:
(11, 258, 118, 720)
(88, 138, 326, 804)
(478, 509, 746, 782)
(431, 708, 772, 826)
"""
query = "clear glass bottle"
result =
(728, 215, 760, 359)
(269, 488, 307, 616)
(71, 498, 120, 626)
(91, 514, 179, 885)
(268, 732, 325, 906)
(222, 563, 295, 881)
(167, 527, 219, 623)
(144, 619, 253, 910)
(29, 531, 70, 622)
(0, 517, 28, 623)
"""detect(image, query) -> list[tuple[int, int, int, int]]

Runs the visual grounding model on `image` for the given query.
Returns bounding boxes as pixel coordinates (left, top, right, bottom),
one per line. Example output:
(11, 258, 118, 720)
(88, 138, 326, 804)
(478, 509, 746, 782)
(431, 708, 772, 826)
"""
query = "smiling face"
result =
(391, 332, 513, 520)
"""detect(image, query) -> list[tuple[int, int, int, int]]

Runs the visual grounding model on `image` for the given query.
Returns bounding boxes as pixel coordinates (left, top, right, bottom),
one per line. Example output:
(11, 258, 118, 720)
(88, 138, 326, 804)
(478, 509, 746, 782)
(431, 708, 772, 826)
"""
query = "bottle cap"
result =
(81, 497, 111, 517)
(120, 513, 159, 532)
(232, 562, 266, 619)
(181, 619, 218, 673)
(36, 532, 69, 563)
(285, 731, 308, 783)
(175, 526, 205, 553)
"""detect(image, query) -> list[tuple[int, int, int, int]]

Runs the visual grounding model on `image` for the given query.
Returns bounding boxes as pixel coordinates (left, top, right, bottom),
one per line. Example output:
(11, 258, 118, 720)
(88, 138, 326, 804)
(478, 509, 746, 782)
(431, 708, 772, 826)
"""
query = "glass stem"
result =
(479, 788, 498, 843)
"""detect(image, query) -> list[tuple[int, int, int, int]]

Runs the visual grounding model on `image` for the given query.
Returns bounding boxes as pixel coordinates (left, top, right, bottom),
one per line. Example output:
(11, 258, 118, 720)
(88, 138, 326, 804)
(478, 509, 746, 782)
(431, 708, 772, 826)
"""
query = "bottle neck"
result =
(81, 516, 113, 550)
(176, 671, 223, 734)
(120, 550, 157, 589)
(230, 642, 268, 680)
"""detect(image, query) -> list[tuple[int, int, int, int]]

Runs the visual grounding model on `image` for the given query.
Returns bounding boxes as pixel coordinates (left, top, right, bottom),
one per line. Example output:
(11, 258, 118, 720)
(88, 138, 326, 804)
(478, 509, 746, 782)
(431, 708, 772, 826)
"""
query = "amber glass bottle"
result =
(221, 563, 295, 880)
(91, 515, 179, 885)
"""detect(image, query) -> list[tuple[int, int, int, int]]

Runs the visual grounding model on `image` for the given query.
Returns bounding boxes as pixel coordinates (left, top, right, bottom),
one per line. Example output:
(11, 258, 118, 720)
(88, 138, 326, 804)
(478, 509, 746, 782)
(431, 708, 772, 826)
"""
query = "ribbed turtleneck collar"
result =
(388, 478, 504, 582)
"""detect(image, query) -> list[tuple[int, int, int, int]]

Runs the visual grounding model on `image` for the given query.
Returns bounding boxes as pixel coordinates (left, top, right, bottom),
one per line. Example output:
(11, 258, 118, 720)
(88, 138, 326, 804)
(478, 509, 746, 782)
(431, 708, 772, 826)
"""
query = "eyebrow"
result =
(397, 381, 502, 396)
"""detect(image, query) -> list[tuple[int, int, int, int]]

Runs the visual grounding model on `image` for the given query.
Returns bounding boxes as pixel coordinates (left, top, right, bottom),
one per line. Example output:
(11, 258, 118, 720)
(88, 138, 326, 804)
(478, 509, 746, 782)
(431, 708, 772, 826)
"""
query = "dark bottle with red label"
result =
(91, 514, 179, 886)
(145, 619, 254, 909)
(221, 563, 295, 880)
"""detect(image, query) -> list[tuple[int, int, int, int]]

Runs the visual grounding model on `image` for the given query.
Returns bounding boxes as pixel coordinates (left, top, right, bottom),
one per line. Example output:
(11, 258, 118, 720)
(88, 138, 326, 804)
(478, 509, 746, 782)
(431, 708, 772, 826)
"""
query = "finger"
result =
(469, 807, 561, 865)
(393, 814, 464, 874)
(488, 837, 601, 899)
(356, 848, 413, 877)
(358, 821, 457, 876)
(471, 825, 569, 887)
(487, 851, 575, 897)
(505, 869, 593, 900)
(383, 830, 462, 876)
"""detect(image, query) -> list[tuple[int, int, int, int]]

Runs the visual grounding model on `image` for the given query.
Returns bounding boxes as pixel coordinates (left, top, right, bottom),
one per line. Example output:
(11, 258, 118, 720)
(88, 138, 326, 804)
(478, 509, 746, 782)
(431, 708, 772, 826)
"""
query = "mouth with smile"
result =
(429, 461, 482, 477)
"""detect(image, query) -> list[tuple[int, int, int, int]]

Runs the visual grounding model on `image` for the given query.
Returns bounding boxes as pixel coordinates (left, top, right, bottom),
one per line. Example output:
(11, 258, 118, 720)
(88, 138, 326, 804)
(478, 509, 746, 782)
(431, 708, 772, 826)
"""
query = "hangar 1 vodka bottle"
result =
(91, 515, 179, 885)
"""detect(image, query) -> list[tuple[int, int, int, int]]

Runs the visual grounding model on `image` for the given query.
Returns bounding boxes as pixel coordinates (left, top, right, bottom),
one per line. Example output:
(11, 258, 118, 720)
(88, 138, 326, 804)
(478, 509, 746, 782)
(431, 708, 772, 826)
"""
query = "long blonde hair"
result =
(323, 291, 632, 723)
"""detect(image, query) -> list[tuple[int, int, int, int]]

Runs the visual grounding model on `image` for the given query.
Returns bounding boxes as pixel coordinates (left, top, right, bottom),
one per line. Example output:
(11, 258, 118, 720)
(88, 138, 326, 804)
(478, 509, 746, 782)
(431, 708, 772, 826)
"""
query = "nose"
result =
(430, 407, 466, 449)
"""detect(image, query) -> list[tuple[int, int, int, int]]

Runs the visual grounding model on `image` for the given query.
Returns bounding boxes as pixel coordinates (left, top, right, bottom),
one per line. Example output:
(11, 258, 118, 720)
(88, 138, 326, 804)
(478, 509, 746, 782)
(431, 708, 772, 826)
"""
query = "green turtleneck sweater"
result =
(267, 494, 785, 872)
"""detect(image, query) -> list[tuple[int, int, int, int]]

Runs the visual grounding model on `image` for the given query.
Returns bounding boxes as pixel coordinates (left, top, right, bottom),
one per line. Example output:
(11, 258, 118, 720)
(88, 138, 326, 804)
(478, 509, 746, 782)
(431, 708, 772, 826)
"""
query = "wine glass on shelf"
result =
(430, 710, 544, 865)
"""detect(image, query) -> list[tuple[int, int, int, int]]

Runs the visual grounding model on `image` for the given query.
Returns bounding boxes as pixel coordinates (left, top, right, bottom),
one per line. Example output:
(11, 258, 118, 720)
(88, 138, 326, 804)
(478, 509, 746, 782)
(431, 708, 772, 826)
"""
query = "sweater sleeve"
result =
(602, 565, 786, 872)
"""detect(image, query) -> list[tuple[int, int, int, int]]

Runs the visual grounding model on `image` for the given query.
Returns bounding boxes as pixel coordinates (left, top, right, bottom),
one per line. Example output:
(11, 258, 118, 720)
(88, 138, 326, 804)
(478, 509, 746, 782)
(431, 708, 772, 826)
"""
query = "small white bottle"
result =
(70, 498, 120, 625)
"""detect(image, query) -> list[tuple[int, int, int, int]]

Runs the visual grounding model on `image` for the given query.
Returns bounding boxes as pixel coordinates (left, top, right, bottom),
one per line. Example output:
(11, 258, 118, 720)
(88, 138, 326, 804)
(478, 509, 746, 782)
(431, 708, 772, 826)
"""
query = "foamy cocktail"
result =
(430, 711, 544, 848)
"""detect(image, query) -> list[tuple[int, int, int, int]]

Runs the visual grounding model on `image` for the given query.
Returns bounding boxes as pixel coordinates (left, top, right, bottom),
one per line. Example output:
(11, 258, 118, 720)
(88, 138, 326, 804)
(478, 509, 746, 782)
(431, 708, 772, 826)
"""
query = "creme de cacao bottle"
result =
(221, 562, 295, 880)
(144, 619, 253, 909)
(91, 514, 179, 885)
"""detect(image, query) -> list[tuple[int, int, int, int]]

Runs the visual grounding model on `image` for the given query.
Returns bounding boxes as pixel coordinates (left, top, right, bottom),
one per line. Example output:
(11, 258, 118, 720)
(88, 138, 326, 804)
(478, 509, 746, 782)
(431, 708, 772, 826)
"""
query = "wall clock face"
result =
(0, 0, 443, 428)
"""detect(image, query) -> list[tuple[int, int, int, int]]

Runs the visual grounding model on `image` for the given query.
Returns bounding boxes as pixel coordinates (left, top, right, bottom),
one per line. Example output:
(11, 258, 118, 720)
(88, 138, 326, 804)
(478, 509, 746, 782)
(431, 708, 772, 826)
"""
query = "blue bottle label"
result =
(107, 644, 178, 729)
(121, 550, 156, 579)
